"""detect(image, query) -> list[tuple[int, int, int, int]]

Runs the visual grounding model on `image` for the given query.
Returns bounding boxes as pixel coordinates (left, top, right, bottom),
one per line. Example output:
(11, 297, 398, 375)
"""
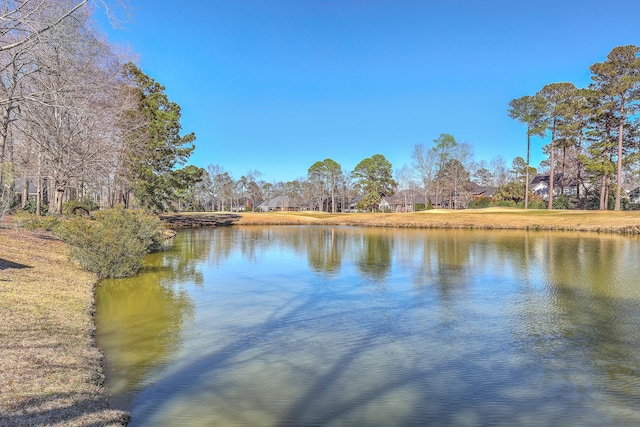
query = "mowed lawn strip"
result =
(0, 226, 128, 427)
(234, 208, 640, 233)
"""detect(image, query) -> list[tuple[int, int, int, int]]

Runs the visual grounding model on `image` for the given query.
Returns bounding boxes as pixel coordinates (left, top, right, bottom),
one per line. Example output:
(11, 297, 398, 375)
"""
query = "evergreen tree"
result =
(120, 62, 196, 212)
(590, 45, 640, 210)
(508, 95, 546, 208)
(581, 87, 619, 210)
(536, 83, 578, 209)
(352, 154, 396, 211)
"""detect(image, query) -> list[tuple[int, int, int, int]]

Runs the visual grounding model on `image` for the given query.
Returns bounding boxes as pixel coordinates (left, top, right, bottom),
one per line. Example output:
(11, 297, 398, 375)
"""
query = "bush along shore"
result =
(0, 225, 130, 427)
(0, 209, 237, 426)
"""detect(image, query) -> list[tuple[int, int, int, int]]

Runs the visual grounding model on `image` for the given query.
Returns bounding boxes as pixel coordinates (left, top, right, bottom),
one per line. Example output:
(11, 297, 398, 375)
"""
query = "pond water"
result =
(95, 226, 640, 426)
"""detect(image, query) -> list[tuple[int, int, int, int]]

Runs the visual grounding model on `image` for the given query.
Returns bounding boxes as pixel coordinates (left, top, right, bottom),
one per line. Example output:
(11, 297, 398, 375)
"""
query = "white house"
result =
(530, 174, 578, 199)
(628, 187, 640, 204)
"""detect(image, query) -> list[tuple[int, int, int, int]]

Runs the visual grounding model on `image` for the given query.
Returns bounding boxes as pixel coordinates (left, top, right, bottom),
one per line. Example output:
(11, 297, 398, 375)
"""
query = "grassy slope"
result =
(0, 227, 128, 427)
(234, 208, 640, 234)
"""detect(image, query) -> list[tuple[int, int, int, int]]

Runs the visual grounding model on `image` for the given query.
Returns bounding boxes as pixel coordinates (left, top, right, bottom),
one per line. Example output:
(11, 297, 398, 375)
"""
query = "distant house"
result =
(346, 191, 428, 212)
(382, 192, 428, 212)
(225, 197, 254, 212)
(430, 182, 493, 209)
(379, 197, 392, 212)
(257, 196, 301, 212)
(530, 174, 578, 199)
(346, 194, 391, 212)
(628, 187, 640, 204)
(469, 183, 497, 199)
(13, 179, 38, 206)
(529, 175, 550, 197)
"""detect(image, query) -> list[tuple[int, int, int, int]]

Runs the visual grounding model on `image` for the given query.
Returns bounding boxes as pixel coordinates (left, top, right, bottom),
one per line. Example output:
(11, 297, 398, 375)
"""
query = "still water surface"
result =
(95, 226, 640, 426)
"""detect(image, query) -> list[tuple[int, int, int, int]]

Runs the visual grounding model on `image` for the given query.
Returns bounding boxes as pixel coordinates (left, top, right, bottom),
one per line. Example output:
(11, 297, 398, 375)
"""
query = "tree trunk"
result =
(36, 177, 42, 216)
(525, 131, 530, 209)
(0, 106, 12, 186)
(600, 174, 607, 210)
(55, 186, 65, 215)
(21, 177, 28, 209)
(576, 133, 583, 204)
(331, 188, 335, 213)
(548, 121, 556, 210)
(561, 145, 567, 195)
(614, 107, 624, 211)
(36, 152, 42, 216)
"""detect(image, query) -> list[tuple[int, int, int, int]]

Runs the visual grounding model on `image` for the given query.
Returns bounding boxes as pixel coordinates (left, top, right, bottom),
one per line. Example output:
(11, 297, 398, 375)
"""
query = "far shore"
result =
(226, 208, 640, 235)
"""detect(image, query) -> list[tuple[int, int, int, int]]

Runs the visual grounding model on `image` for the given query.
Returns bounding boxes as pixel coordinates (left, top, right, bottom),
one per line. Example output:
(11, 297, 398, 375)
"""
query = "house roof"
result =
(530, 175, 549, 186)
(530, 174, 577, 187)
(258, 196, 293, 208)
(383, 192, 428, 205)
(628, 187, 640, 197)
(258, 196, 289, 208)
(477, 187, 497, 198)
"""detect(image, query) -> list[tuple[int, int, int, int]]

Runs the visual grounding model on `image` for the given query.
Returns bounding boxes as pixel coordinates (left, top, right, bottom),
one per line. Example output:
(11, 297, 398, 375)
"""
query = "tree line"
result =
(188, 143, 534, 213)
(509, 45, 640, 211)
(0, 0, 199, 219)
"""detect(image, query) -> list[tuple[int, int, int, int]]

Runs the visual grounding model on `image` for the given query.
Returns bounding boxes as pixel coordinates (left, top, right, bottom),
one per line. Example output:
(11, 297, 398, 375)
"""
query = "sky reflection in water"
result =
(95, 226, 640, 427)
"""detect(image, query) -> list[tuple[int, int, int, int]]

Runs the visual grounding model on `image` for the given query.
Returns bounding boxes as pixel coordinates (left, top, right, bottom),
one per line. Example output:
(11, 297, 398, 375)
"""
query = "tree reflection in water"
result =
(95, 227, 640, 426)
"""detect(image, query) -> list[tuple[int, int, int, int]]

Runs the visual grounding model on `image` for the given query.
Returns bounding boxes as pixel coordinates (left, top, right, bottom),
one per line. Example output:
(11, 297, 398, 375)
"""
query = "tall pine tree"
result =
(120, 63, 196, 212)
(590, 45, 640, 210)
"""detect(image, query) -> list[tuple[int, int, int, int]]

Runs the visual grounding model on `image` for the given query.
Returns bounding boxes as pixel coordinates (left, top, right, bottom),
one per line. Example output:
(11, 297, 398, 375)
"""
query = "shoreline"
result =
(0, 226, 129, 427)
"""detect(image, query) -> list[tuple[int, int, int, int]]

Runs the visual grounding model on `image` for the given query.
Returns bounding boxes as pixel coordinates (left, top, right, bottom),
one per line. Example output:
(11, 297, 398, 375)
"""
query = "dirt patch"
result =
(0, 227, 129, 426)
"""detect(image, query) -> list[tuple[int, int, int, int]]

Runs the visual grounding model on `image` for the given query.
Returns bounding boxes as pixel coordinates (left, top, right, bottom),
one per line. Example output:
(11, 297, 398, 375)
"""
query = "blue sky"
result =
(97, 0, 640, 183)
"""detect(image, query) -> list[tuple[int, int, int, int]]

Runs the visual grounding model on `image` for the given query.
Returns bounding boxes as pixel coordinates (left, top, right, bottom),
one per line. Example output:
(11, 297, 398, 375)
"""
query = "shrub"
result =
(62, 199, 99, 216)
(21, 198, 48, 215)
(527, 199, 547, 209)
(468, 197, 492, 209)
(495, 200, 516, 207)
(621, 198, 630, 211)
(57, 207, 162, 278)
(552, 195, 570, 210)
(15, 211, 60, 231)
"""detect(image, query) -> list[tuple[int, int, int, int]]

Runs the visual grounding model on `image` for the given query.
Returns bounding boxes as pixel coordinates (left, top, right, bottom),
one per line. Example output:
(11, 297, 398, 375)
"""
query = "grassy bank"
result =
(0, 225, 129, 427)
(234, 208, 640, 234)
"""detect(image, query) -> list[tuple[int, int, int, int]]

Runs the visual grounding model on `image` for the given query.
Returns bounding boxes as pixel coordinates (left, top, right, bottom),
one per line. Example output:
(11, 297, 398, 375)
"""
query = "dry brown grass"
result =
(0, 223, 129, 426)
(234, 208, 640, 234)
